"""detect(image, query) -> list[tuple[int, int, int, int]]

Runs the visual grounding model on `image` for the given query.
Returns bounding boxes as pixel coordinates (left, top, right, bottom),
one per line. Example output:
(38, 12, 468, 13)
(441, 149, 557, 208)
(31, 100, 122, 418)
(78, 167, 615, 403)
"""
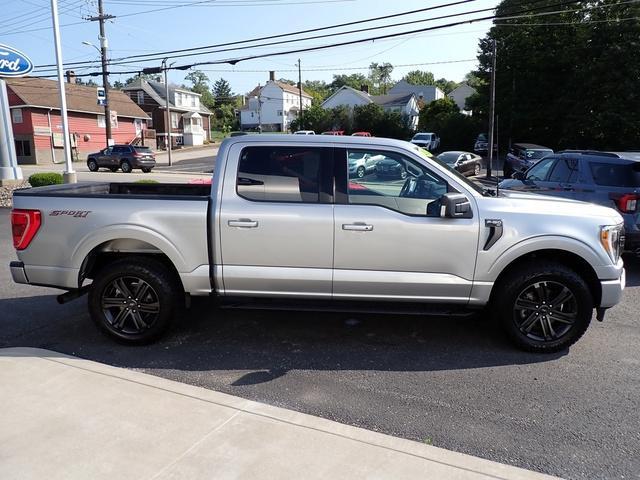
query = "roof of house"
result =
(370, 93, 415, 107)
(447, 83, 477, 96)
(122, 78, 212, 115)
(7, 77, 149, 119)
(388, 80, 443, 99)
(322, 86, 415, 109)
(245, 81, 312, 100)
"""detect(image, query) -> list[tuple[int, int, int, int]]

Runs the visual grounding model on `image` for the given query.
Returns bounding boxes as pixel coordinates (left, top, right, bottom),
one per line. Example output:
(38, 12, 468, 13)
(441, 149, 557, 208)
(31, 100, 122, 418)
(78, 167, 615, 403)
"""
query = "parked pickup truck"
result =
(10, 136, 626, 352)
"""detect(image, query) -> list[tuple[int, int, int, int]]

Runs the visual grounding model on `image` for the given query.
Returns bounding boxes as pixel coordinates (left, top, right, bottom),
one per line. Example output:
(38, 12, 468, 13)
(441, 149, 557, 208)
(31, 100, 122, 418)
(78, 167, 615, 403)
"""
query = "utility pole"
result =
(51, 0, 75, 183)
(486, 39, 497, 179)
(297, 59, 304, 130)
(87, 0, 114, 148)
(162, 58, 172, 166)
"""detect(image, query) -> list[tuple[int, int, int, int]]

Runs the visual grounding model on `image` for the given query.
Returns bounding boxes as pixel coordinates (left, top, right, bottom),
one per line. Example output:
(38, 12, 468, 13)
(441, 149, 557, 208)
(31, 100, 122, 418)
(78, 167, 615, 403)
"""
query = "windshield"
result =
(477, 134, 487, 142)
(437, 153, 460, 165)
(413, 134, 431, 141)
(415, 146, 485, 195)
(526, 149, 553, 160)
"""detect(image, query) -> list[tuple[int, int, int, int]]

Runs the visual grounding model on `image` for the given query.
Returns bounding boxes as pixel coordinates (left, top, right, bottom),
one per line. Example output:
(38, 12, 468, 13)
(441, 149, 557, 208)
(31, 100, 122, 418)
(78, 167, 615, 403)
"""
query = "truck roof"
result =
(221, 134, 415, 150)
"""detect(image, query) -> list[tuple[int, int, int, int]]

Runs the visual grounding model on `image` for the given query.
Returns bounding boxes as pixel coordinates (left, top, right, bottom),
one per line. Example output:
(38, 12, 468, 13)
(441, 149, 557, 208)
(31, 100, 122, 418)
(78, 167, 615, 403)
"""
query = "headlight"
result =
(600, 225, 624, 263)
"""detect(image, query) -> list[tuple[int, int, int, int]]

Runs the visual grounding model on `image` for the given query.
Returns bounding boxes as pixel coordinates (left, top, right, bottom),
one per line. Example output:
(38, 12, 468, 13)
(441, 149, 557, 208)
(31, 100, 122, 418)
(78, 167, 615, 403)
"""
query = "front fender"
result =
(481, 234, 612, 282)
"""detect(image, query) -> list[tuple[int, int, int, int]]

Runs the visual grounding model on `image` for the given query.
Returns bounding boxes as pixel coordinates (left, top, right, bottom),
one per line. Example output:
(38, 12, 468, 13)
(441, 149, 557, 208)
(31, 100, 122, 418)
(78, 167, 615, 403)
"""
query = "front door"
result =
(219, 143, 335, 298)
(333, 147, 480, 303)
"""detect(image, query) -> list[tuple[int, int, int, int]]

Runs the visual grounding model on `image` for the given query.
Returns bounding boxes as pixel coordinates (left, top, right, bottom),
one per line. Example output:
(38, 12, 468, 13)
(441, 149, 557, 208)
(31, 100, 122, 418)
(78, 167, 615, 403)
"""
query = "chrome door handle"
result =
(228, 219, 258, 228)
(342, 223, 373, 231)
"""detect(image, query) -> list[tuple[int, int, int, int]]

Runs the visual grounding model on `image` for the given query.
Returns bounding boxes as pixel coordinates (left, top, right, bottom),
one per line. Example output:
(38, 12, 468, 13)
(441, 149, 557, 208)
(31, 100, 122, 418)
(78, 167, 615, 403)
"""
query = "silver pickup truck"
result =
(10, 136, 626, 352)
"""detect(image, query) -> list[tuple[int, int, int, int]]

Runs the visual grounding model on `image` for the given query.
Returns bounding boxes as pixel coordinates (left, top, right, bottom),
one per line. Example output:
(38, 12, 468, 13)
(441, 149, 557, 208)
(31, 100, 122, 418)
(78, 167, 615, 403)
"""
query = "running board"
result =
(218, 298, 478, 317)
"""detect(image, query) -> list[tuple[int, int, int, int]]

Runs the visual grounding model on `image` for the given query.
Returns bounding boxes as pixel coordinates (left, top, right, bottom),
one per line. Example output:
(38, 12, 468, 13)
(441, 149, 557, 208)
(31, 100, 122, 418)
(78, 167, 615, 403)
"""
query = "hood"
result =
(498, 189, 623, 224)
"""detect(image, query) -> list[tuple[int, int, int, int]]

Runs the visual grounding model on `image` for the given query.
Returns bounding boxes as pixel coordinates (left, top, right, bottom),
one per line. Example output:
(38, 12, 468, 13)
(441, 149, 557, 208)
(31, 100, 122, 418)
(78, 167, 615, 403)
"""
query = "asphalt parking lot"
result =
(1, 207, 638, 480)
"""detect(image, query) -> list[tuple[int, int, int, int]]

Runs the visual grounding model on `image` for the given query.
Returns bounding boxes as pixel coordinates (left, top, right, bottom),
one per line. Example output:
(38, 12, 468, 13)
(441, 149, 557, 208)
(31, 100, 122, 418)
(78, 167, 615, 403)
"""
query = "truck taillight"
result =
(11, 209, 41, 250)
(610, 193, 639, 213)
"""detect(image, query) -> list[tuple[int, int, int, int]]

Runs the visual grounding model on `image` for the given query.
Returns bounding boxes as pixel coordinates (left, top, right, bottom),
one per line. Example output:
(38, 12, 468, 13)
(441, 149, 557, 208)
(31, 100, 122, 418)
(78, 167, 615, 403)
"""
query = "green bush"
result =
(28, 172, 64, 187)
(135, 179, 159, 184)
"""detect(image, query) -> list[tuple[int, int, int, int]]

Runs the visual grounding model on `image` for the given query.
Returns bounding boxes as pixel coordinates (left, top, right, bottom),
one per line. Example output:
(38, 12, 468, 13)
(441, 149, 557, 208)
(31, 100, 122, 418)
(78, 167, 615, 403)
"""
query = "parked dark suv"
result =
(500, 150, 640, 253)
(503, 143, 553, 178)
(87, 145, 156, 173)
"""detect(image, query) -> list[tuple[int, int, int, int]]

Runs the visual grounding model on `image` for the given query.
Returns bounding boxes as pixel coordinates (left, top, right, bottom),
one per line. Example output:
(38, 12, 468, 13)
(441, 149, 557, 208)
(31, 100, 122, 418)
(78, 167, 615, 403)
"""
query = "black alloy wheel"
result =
(513, 281, 578, 342)
(87, 159, 98, 172)
(121, 160, 132, 173)
(101, 276, 160, 335)
(356, 166, 365, 178)
(474, 163, 481, 176)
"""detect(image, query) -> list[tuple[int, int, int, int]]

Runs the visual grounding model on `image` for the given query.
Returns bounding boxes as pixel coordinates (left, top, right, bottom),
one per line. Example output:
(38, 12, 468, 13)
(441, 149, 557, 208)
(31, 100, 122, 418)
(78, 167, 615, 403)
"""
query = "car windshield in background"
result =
(526, 149, 553, 160)
(589, 162, 640, 187)
(413, 134, 431, 141)
(415, 148, 485, 195)
(134, 147, 152, 153)
(437, 153, 459, 164)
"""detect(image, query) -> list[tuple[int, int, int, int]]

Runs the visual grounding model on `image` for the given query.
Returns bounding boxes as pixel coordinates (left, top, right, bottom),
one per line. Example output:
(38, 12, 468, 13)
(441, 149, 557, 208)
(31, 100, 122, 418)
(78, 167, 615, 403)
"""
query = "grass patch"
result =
(134, 179, 159, 184)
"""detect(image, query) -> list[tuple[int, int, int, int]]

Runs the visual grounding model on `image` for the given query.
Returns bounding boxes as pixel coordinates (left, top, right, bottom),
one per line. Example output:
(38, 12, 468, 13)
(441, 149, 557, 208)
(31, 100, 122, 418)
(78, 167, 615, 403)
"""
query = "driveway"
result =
(0, 208, 638, 479)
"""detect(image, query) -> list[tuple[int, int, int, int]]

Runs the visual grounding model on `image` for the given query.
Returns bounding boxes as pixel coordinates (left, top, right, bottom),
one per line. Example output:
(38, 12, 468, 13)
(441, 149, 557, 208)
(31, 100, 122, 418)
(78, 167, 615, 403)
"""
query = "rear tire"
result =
(87, 159, 98, 172)
(473, 163, 481, 176)
(492, 261, 593, 353)
(120, 160, 132, 173)
(88, 257, 182, 344)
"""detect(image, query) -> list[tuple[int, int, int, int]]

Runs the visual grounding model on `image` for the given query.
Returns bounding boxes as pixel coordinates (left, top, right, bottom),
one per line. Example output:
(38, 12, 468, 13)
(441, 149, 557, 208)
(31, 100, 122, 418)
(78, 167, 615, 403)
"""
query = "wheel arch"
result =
(489, 248, 601, 307)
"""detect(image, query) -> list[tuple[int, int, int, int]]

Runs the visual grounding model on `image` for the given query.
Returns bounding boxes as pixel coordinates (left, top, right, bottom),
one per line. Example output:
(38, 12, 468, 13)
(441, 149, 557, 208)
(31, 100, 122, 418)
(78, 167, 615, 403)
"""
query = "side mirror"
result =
(439, 192, 473, 218)
(512, 171, 525, 180)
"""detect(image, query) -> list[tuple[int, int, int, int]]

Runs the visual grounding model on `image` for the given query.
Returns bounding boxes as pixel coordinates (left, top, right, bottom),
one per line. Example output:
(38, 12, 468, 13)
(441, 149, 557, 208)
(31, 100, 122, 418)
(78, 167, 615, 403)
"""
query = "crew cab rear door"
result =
(218, 143, 334, 297)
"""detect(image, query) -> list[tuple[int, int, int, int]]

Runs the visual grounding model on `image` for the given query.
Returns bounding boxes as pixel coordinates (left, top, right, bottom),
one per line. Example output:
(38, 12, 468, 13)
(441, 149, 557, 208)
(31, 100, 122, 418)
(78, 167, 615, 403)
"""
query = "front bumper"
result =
(599, 267, 626, 308)
(10, 261, 28, 284)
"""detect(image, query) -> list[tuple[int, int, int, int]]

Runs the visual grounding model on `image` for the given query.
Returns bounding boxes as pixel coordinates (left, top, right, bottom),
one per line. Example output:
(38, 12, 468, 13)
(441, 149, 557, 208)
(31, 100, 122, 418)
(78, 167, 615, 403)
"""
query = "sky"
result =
(1, 0, 500, 95)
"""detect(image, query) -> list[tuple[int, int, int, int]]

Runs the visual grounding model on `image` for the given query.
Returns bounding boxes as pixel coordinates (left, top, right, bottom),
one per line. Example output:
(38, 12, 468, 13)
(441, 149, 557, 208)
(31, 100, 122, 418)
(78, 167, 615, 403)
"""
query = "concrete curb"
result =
(0, 347, 561, 480)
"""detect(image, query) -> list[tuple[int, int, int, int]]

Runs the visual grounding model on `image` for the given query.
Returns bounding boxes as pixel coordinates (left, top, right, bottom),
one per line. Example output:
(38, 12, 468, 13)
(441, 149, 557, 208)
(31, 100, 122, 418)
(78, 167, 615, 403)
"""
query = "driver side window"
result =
(346, 149, 448, 216)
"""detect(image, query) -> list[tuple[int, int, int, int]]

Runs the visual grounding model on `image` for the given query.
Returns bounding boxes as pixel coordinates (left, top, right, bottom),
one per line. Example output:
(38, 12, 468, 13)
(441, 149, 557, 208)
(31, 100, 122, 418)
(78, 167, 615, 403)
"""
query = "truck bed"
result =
(13, 182, 211, 199)
(12, 182, 212, 294)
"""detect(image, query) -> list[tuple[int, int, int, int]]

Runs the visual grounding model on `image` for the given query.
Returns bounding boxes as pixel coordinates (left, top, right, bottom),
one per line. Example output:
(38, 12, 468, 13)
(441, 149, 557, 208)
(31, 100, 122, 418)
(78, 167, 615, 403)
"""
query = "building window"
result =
(171, 112, 180, 129)
(277, 110, 283, 116)
(97, 115, 106, 128)
(12, 108, 23, 124)
(147, 117, 153, 128)
(15, 139, 31, 157)
(136, 91, 144, 104)
(190, 96, 196, 107)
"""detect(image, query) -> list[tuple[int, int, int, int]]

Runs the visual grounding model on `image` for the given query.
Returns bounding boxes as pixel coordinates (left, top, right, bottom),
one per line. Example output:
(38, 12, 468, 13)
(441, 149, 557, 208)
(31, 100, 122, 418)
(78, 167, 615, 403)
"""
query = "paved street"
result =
(1, 207, 638, 479)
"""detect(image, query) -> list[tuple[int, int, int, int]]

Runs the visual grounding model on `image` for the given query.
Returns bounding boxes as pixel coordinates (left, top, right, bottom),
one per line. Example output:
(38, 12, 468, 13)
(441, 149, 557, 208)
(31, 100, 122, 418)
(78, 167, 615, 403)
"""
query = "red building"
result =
(7, 77, 150, 165)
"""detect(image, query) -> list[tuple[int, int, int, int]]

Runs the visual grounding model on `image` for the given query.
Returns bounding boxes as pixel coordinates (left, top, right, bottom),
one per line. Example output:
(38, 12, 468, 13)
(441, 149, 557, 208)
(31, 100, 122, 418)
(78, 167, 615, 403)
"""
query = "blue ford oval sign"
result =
(0, 44, 33, 78)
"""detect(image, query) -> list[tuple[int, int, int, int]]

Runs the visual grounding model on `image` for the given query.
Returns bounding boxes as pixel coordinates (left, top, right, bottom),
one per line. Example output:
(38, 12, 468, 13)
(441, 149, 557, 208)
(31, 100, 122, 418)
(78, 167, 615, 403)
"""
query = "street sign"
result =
(97, 98, 107, 106)
(97, 86, 106, 99)
(0, 44, 33, 78)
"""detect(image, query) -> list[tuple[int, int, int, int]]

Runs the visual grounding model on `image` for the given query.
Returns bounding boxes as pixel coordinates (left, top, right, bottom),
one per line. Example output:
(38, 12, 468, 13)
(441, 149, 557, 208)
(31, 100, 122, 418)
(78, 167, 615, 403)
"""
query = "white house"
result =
(240, 72, 312, 132)
(388, 80, 445, 104)
(321, 86, 420, 129)
(447, 83, 477, 115)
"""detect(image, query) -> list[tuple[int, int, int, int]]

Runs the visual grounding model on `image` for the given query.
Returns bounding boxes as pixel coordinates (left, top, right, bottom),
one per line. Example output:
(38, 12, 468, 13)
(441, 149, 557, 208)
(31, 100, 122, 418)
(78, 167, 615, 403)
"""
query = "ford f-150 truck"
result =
(10, 135, 626, 352)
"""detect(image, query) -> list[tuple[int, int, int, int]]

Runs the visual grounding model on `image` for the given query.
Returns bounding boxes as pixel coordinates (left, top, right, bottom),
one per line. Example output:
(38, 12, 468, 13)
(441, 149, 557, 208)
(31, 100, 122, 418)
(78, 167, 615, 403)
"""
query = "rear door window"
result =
(237, 146, 332, 203)
(589, 162, 640, 187)
(548, 158, 579, 183)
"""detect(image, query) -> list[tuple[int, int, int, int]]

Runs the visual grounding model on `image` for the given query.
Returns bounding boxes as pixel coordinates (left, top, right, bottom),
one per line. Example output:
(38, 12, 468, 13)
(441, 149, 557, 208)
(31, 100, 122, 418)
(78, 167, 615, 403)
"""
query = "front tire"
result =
(120, 160, 132, 173)
(473, 163, 481, 176)
(356, 166, 365, 178)
(492, 261, 593, 353)
(88, 257, 182, 344)
(87, 159, 98, 172)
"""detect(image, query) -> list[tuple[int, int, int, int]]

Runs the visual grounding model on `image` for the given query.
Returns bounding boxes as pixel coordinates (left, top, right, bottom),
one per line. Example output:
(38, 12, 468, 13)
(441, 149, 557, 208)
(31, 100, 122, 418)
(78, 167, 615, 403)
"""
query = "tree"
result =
(418, 97, 459, 132)
(329, 73, 370, 93)
(353, 103, 384, 133)
(212, 78, 234, 107)
(290, 104, 331, 133)
(402, 70, 435, 86)
(434, 78, 458, 94)
(462, 71, 484, 89)
(473, 0, 640, 150)
(184, 70, 216, 110)
(123, 73, 160, 86)
(368, 62, 394, 94)
(302, 80, 330, 105)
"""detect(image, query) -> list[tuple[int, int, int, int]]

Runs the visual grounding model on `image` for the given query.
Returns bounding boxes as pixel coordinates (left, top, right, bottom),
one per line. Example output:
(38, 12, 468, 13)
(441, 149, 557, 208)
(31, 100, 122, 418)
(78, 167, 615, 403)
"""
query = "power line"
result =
(33, 0, 480, 69)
